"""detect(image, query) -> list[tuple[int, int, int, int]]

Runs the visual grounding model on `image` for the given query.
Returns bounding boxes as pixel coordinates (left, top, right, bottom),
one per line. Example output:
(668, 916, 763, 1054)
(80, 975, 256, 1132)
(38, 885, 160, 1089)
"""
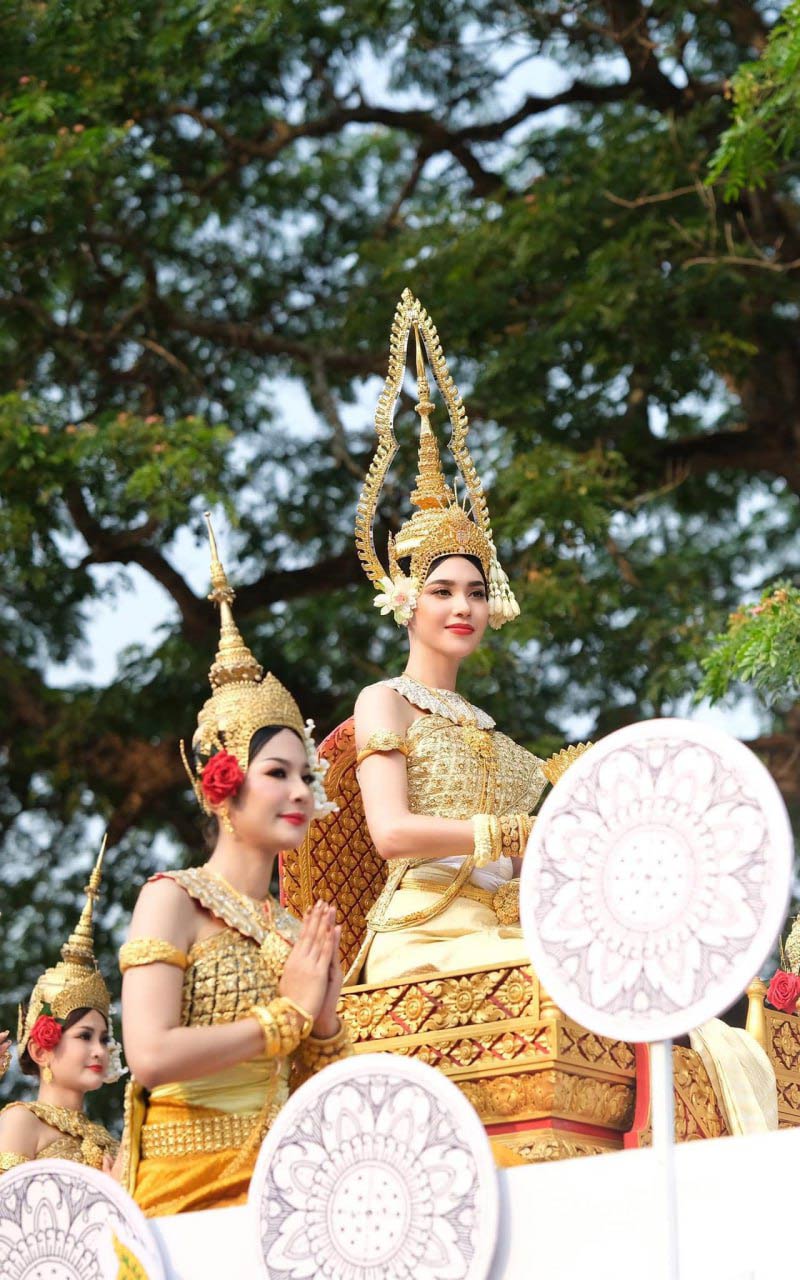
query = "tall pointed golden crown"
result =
(18, 837, 111, 1056)
(355, 289, 519, 628)
(188, 514, 306, 811)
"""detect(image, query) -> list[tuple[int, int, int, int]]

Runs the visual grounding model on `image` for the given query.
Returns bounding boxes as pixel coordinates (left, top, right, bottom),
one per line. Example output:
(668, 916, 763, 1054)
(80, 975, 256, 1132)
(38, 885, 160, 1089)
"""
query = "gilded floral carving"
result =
(459, 1070, 634, 1128)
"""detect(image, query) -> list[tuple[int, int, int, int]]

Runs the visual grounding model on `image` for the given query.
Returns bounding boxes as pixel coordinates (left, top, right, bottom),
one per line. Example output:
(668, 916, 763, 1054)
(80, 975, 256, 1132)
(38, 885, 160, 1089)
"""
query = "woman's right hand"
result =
(278, 902, 338, 1019)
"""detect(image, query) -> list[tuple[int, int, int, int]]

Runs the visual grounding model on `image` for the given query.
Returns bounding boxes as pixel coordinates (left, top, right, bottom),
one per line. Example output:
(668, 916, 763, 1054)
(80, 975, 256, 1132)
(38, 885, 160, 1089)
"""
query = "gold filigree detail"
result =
(512, 1135, 613, 1163)
(459, 1070, 635, 1128)
(355, 730, 409, 767)
(541, 742, 594, 787)
(138, 1107, 273, 1160)
(355, 289, 518, 629)
(18, 839, 110, 1057)
(0, 1101, 118, 1169)
(0, 1152, 26, 1173)
(119, 938, 189, 973)
(185, 514, 331, 818)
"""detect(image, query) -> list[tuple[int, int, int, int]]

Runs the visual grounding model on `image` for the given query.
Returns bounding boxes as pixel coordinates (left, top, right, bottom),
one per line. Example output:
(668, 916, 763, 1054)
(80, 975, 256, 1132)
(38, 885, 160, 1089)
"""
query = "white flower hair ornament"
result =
(373, 575, 419, 627)
(303, 720, 339, 818)
(104, 1015, 128, 1084)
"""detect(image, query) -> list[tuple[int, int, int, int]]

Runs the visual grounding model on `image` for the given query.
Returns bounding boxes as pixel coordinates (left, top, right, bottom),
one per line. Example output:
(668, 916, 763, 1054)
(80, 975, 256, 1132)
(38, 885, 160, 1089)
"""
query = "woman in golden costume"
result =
(353, 289, 556, 984)
(0, 843, 122, 1173)
(119, 515, 351, 1217)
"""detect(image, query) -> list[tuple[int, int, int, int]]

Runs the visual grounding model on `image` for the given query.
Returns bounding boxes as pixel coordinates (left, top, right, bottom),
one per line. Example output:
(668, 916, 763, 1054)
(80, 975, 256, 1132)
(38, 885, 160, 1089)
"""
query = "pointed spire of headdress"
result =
(409, 325, 453, 513)
(61, 833, 106, 967)
(204, 512, 263, 688)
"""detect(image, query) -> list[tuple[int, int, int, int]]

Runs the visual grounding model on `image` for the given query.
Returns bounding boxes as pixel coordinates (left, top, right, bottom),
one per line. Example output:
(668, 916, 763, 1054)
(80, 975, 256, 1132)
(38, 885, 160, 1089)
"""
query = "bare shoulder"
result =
(0, 1103, 41, 1156)
(354, 682, 414, 745)
(126, 875, 197, 952)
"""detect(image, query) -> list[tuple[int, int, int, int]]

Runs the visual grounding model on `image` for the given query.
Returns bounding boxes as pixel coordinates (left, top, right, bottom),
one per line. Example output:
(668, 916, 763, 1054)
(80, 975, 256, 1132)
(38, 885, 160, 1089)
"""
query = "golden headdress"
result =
(355, 288, 519, 629)
(182, 514, 334, 817)
(18, 838, 110, 1057)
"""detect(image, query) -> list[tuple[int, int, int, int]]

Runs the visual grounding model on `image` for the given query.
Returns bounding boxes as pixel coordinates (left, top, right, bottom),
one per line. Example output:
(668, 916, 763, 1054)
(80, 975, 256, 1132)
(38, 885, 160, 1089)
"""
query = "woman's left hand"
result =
(312, 923, 344, 1039)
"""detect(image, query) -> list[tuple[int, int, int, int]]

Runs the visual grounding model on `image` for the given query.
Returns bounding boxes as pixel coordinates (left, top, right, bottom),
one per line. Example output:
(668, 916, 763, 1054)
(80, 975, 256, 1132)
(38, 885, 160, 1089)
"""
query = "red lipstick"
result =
(446, 624, 475, 635)
(281, 813, 306, 826)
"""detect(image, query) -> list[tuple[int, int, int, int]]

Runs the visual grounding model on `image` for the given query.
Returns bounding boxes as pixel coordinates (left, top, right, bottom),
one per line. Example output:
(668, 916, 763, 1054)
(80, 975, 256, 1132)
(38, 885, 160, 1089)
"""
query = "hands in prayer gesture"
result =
(279, 901, 343, 1039)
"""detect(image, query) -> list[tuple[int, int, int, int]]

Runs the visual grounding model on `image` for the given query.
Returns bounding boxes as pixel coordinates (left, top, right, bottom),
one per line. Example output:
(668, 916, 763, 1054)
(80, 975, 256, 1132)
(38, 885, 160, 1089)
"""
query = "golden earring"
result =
(42, 1063, 53, 1084)
(220, 806, 235, 835)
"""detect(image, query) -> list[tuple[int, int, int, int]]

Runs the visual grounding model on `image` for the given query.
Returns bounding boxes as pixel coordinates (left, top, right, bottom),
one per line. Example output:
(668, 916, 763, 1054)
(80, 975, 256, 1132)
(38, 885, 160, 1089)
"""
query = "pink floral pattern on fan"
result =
(521, 719, 792, 1041)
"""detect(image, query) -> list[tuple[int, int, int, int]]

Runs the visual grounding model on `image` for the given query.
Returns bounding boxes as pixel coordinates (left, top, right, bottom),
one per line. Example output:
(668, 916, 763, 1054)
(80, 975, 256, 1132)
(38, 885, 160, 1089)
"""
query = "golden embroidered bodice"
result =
(405, 715, 545, 818)
(159, 869, 301, 1029)
(0, 1100, 118, 1172)
(380, 678, 545, 819)
(181, 930, 278, 1026)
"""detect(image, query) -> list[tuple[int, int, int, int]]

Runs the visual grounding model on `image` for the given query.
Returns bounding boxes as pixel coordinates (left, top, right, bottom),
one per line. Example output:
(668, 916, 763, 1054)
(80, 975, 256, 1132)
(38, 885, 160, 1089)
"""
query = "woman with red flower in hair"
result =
(0, 843, 122, 1174)
(119, 517, 349, 1217)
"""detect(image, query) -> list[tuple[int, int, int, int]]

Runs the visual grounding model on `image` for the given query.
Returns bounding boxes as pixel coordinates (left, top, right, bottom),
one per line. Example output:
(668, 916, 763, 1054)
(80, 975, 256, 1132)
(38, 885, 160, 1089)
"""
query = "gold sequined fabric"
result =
(180, 931, 279, 1026)
(0, 1101, 118, 1170)
(404, 715, 545, 818)
(154, 871, 298, 1027)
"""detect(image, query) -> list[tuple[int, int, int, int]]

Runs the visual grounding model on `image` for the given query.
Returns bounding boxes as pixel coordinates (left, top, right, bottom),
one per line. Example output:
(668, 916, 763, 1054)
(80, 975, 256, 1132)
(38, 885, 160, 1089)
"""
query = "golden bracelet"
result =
(250, 1004, 282, 1058)
(281, 996, 314, 1040)
(300, 1020, 352, 1070)
(500, 815, 531, 858)
(472, 814, 501, 868)
(272, 1001, 304, 1057)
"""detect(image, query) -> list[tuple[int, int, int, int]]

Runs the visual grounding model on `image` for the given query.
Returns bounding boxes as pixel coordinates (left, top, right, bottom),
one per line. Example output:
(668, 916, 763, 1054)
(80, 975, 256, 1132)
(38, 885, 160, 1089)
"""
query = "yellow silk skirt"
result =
(364, 880, 528, 984)
(128, 1058, 287, 1218)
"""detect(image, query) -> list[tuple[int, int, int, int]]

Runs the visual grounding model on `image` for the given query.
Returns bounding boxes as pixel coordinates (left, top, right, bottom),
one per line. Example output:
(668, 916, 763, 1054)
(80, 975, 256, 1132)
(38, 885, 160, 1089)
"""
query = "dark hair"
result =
(19, 1006, 108, 1078)
(198, 724, 305, 850)
(398, 553, 488, 589)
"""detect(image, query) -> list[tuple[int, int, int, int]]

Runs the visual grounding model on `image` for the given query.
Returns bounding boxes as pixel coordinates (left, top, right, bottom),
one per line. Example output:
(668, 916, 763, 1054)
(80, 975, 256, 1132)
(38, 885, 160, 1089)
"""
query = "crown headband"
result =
(355, 288, 519, 629)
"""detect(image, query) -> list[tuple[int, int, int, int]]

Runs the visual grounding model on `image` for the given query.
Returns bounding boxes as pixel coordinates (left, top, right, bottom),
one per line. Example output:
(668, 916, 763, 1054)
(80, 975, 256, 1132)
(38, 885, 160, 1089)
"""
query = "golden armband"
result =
(356, 730, 409, 767)
(250, 997, 311, 1059)
(119, 938, 189, 974)
(0, 1152, 27, 1174)
(472, 814, 501, 867)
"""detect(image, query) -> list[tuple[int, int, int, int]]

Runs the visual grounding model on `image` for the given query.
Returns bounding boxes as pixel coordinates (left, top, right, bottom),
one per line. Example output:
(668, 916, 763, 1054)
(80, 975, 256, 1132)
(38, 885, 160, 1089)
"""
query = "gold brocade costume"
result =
(122, 868, 351, 1217)
(362, 677, 547, 983)
(0, 1101, 118, 1173)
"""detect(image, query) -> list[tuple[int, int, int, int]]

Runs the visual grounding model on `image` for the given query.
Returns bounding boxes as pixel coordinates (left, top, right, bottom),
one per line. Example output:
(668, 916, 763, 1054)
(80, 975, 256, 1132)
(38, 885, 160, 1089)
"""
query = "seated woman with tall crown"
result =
(0, 841, 123, 1174)
(353, 290, 553, 984)
(119, 515, 351, 1217)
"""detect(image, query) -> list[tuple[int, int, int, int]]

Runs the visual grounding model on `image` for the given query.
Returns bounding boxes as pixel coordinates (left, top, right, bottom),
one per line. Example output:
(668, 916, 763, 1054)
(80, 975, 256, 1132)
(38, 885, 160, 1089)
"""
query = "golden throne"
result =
(281, 719, 735, 1163)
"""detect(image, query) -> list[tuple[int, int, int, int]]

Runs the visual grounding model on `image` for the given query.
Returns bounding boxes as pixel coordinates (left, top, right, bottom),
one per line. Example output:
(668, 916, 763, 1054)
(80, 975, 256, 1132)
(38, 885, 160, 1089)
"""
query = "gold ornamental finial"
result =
(410, 325, 453, 513)
(205, 510, 235, 607)
(61, 833, 106, 967)
(204, 511, 263, 689)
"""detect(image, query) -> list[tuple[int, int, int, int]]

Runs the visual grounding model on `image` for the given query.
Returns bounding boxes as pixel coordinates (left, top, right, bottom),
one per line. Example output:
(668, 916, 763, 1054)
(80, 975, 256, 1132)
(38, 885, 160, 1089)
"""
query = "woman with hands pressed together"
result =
(119, 517, 349, 1217)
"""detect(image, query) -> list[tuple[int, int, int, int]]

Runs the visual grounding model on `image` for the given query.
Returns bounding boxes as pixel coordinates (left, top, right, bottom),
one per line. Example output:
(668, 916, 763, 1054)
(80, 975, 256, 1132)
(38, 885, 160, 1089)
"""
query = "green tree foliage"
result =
(2, 1, 800, 1122)
(709, 0, 800, 196)
(700, 583, 800, 702)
